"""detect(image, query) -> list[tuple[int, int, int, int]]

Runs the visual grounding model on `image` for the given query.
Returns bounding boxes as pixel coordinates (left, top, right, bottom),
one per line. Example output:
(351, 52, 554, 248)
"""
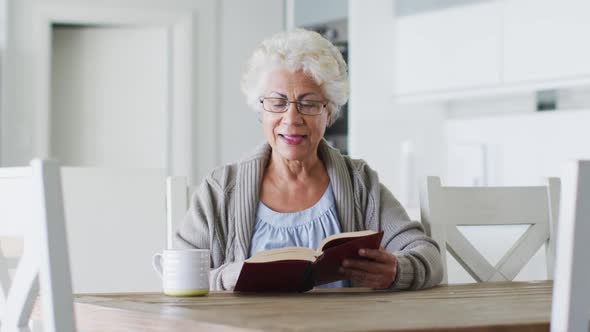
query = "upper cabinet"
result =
(394, 1, 503, 96)
(503, 0, 590, 83)
(394, 0, 590, 101)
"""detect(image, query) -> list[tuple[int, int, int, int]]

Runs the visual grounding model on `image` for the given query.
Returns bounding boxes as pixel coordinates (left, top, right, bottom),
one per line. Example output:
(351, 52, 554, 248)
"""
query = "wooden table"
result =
(74, 281, 552, 332)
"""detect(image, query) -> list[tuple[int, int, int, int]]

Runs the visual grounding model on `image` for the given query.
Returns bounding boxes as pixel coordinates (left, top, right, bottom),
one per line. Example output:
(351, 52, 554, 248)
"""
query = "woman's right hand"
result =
(339, 247, 398, 289)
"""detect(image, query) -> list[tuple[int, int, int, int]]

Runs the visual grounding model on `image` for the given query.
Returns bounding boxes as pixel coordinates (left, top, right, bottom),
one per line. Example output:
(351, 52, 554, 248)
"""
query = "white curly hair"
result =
(241, 29, 349, 126)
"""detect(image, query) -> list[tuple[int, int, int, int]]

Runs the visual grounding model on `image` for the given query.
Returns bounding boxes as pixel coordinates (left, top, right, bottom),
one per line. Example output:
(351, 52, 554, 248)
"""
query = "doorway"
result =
(50, 24, 168, 168)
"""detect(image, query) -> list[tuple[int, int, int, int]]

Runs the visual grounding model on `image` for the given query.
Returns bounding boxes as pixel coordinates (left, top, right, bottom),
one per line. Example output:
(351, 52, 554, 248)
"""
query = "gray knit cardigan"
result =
(175, 139, 443, 291)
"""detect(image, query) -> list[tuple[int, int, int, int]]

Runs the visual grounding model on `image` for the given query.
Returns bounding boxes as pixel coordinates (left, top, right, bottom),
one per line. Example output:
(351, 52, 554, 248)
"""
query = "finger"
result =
(339, 266, 372, 281)
(342, 258, 387, 274)
(341, 268, 393, 289)
(351, 274, 383, 289)
(359, 248, 396, 264)
(343, 253, 398, 289)
(339, 267, 379, 286)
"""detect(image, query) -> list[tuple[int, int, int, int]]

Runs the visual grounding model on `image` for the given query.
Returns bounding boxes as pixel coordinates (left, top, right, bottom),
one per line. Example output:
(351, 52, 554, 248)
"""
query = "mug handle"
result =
(152, 253, 163, 278)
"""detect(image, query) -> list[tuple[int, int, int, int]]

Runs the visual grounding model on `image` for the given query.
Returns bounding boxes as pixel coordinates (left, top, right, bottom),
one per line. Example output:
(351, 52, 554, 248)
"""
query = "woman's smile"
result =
(278, 134, 307, 145)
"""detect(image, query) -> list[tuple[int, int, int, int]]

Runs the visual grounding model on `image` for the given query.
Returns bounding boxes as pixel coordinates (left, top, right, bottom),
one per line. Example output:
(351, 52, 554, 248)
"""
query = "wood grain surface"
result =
(73, 281, 553, 332)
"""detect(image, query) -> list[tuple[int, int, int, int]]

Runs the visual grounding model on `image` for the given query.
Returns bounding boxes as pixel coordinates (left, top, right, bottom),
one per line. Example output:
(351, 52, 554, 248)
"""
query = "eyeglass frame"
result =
(258, 97, 329, 116)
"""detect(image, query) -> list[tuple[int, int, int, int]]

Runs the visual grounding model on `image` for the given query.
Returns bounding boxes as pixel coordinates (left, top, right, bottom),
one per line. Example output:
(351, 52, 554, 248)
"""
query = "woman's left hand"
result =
(339, 247, 397, 289)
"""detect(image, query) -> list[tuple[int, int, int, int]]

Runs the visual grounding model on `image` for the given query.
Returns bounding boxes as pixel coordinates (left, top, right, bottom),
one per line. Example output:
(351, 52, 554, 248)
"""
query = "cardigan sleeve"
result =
(173, 176, 243, 291)
(377, 183, 444, 290)
(351, 158, 443, 290)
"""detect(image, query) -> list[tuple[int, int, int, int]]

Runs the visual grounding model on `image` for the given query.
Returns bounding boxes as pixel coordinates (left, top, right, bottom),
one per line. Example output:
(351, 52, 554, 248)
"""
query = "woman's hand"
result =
(339, 247, 397, 289)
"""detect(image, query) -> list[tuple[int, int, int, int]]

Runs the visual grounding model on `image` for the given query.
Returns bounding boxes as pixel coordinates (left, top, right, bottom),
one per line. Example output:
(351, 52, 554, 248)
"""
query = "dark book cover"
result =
(234, 260, 314, 292)
(234, 231, 384, 292)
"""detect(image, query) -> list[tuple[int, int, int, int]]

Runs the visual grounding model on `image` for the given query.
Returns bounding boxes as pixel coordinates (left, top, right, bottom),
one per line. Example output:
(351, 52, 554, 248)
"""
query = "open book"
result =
(234, 230, 384, 292)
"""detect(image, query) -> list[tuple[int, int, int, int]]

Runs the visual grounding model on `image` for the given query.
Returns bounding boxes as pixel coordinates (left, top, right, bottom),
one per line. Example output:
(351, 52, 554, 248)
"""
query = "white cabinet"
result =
(394, 2, 502, 96)
(394, 0, 590, 101)
(503, 0, 590, 83)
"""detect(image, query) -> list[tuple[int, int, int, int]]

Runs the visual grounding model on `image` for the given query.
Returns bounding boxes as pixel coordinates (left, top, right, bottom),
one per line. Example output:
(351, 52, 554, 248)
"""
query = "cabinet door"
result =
(394, 2, 502, 96)
(504, 0, 590, 83)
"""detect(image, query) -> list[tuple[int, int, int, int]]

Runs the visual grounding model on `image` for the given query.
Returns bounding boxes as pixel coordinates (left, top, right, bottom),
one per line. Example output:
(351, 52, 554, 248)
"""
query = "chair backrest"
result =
(165, 176, 194, 249)
(551, 160, 590, 332)
(421, 176, 560, 284)
(0, 160, 76, 332)
(60, 167, 167, 293)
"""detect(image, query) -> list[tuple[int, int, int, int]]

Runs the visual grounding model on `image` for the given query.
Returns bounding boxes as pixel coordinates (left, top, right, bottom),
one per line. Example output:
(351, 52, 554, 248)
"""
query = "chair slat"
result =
(433, 186, 550, 225)
(3, 248, 39, 327)
(495, 222, 548, 280)
(33, 160, 76, 332)
(422, 176, 559, 284)
(0, 160, 76, 331)
(166, 176, 188, 249)
(446, 226, 497, 281)
(0, 247, 10, 310)
(545, 177, 561, 279)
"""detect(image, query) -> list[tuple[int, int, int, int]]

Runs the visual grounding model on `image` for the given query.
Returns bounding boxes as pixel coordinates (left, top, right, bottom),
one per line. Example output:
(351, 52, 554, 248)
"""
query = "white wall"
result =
(293, 0, 348, 27)
(1, 0, 285, 183)
(0, 0, 5, 165)
(446, 109, 590, 186)
(0, 0, 5, 49)
(218, 0, 284, 165)
(348, 0, 446, 212)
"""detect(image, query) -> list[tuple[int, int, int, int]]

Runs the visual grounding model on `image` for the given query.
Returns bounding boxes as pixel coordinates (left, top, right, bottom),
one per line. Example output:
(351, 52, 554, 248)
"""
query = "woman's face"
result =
(261, 69, 331, 162)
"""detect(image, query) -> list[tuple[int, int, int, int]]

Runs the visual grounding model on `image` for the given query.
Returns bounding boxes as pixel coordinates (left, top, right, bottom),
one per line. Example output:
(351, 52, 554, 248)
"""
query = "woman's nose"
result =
(281, 102, 303, 124)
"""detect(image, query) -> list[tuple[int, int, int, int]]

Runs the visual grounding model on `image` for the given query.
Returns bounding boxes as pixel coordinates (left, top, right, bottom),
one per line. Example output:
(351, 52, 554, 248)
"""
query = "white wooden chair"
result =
(59, 167, 167, 293)
(421, 176, 560, 284)
(551, 160, 590, 332)
(0, 160, 76, 332)
(165, 176, 194, 249)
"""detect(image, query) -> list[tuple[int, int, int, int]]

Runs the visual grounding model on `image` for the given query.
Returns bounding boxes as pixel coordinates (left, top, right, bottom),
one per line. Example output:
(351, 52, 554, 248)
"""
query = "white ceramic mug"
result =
(152, 249, 210, 296)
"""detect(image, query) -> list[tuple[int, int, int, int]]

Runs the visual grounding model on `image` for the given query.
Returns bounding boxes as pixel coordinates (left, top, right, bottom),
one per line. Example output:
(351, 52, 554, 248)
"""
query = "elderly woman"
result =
(176, 29, 443, 291)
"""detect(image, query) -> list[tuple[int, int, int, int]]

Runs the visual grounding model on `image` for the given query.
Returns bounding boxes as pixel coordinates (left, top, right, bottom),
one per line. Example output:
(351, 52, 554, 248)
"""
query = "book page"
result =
(246, 246, 317, 263)
(317, 230, 377, 252)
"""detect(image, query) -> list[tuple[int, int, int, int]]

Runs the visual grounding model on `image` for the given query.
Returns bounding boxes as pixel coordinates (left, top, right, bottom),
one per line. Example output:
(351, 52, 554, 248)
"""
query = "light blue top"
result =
(249, 183, 348, 288)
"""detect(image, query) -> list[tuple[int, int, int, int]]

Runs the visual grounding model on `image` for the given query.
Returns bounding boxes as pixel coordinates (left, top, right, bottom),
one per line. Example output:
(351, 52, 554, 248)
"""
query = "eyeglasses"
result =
(259, 97, 328, 116)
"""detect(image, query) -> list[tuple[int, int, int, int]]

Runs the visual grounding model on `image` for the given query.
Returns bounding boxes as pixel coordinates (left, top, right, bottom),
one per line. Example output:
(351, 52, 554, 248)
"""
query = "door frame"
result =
(14, 1, 218, 183)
